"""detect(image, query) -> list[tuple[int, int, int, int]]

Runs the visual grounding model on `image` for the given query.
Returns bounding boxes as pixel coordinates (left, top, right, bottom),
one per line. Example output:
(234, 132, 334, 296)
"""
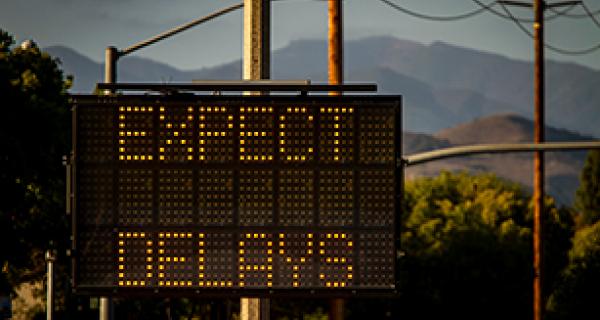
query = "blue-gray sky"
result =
(2, 0, 600, 70)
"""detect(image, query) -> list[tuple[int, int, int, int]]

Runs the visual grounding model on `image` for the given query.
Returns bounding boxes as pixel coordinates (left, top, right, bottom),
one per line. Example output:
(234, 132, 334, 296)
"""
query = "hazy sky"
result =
(2, 0, 600, 71)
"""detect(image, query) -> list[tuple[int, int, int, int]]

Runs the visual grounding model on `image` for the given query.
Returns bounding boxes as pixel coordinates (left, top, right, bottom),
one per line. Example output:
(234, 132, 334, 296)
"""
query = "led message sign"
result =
(71, 95, 401, 295)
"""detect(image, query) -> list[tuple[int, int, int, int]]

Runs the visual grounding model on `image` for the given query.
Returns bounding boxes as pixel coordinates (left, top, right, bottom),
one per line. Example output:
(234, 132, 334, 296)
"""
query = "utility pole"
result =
(328, 0, 343, 92)
(498, 1, 580, 319)
(532, 1, 544, 319)
(240, 0, 271, 320)
(328, 0, 344, 319)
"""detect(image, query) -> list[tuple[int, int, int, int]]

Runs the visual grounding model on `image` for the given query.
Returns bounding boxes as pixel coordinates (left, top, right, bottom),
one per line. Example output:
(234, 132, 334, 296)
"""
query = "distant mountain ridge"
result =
(404, 113, 591, 205)
(45, 36, 599, 138)
(435, 113, 594, 145)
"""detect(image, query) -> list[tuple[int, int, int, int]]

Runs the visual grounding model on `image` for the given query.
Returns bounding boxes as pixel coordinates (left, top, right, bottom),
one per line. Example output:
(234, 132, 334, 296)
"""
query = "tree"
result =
(547, 150, 600, 319)
(395, 171, 572, 320)
(575, 150, 600, 226)
(547, 220, 600, 319)
(0, 29, 71, 299)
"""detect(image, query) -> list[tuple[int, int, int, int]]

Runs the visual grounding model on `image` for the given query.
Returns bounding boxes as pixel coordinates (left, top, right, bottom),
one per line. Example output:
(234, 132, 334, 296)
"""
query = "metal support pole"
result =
(241, 298, 270, 320)
(104, 46, 118, 94)
(243, 0, 270, 81)
(101, 47, 117, 320)
(241, 1, 270, 319)
(329, 1, 345, 318)
(45, 250, 56, 320)
(533, 1, 545, 320)
(99, 297, 113, 320)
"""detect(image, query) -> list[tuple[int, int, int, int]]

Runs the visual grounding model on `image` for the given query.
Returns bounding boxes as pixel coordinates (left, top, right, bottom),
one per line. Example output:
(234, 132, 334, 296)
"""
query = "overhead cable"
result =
(377, 0, 491, 21)
(471, 0, 578, 22)
(581, 2, 600, 29)
(499, 3, 600, 55)
(549, 2, 600, 18)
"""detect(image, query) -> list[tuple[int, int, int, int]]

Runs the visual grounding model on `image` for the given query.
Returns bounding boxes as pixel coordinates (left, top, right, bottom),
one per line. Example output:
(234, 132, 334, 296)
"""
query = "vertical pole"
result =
(328, 0, 343, 93)
(101, 46, 117, 320)
(104, 46, 118, 94)
(241, 1, 270, 319)
(45, 250, 56, 320)
(241, 298, 270, 320)
(243, 0, 270, 81)
(329, 299, 344, 320)
(99, 297, 113, 320)
(533, 1, 545, 320)
(329, 1, 344, 318)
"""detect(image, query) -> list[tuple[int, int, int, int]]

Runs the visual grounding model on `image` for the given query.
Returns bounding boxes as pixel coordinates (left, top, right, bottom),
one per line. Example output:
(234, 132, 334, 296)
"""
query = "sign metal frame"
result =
(70, 94, 402, 297)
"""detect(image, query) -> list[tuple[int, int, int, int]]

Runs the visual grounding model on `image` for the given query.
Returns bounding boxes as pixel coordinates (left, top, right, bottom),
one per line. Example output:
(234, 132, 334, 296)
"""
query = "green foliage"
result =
(547, 220, 600, 319)
(575, 150, 600, 226)
(0, 29, 71, 294)
(550, 151, 600, 318)
(302, 308, 328, 320)
(398, 171, 572, 320)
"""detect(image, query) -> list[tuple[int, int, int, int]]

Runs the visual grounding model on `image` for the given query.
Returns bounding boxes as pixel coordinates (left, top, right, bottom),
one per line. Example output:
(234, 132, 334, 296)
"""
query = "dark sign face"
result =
(71, 95, 401, 296)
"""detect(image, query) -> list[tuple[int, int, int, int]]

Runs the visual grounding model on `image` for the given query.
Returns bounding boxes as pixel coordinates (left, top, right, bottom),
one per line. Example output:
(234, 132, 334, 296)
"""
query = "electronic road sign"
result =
(71, 94, 401, 296)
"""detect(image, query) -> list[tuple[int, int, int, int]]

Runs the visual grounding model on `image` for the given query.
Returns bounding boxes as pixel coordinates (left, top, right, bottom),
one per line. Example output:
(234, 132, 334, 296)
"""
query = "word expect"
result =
(117, 105, 356, 163)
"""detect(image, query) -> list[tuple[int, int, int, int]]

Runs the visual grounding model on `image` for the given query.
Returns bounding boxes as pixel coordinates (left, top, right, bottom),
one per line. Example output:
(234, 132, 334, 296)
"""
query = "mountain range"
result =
(44, 36, 600, 205)
(46, 36, 600, 137)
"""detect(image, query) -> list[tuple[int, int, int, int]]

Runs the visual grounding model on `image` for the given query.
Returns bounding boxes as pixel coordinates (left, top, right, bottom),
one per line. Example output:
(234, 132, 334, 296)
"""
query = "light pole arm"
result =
(403, 141, 600, 166)
(120, 2, 243, 57)
(103, 2, 243, 90)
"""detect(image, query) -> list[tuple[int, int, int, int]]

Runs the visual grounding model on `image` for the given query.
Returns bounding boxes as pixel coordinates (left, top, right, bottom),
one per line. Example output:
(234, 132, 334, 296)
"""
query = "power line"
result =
(581, 2, 600, 29)
(378, 0, 578, 23)
(375, 0, 600, 55)
(549, 3, 600, 17)
(472, 0, 578, 22)
(499, 2, 600, 55)
(377, 0, 492, 21)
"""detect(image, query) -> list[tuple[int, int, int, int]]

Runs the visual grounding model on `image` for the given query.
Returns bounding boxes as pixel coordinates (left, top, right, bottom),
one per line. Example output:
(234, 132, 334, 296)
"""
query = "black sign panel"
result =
(71, 95, 401, 296)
